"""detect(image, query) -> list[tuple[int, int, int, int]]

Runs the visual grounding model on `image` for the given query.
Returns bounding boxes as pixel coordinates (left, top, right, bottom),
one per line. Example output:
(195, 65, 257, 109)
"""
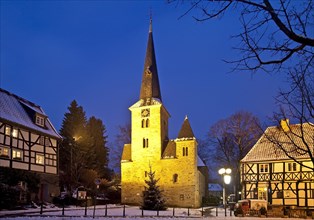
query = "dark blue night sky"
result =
(0, 1, 287, 146)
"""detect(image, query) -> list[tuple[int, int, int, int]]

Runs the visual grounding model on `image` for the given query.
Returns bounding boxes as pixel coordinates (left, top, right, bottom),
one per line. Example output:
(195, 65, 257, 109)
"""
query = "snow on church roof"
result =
(197, 156, 206, 167)
(0, 88, 61, 138)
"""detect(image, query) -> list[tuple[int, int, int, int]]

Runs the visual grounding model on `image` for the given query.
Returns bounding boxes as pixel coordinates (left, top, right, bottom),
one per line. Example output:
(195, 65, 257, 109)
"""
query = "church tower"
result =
(121, 19, 208, 208)
(130, 18, 170, 163)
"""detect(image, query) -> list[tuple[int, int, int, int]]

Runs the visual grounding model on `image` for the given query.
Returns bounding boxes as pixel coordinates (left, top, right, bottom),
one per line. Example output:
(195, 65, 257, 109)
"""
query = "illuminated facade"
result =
(0, 88, 61, 202)
(120, 20, 208, 208)
(241, 120, 314, 207)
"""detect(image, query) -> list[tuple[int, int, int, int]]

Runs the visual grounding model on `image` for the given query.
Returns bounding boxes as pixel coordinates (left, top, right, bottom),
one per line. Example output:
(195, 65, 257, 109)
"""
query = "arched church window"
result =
(146, 119, 149, 127)
(142, 119, 145, 128)
(143, 138, 149, 148)
(173, 174, 178, 183)
(183, 147, 188, 156)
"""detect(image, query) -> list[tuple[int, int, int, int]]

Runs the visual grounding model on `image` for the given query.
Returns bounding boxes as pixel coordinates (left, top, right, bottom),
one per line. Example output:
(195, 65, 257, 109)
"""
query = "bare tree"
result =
(203, 111, 262, 200)
(170, 0, 314, 174)
(111, 123, 131, 172)
(267, 61, 314, 170)
(169, 0, 314, 73)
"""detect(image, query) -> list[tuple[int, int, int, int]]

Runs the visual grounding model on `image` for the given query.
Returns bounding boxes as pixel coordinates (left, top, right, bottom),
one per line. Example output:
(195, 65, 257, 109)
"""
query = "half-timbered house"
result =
(241, 119, 314, 208)
(0, 88, 61, 202)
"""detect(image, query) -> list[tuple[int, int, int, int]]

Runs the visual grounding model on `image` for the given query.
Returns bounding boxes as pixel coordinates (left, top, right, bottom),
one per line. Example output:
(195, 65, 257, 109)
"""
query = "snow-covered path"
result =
(0, 205, 307, 220)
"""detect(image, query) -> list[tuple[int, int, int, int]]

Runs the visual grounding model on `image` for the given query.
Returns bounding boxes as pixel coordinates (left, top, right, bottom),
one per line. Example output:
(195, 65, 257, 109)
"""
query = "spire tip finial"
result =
(149, 8, 153, 33)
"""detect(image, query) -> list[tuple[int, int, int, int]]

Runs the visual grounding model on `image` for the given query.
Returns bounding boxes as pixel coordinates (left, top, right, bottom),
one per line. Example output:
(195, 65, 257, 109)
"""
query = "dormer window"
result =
(35, 114, 45, 127)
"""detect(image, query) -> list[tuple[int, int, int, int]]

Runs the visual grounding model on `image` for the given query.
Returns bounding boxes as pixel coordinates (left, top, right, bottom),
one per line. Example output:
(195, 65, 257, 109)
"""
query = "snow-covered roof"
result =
(0, 88, 61, 138)
(208, 183, 222, 191)
(242, 122, 314, 162)
(197, 156, 206, 167)
(129, 98, 162, 109)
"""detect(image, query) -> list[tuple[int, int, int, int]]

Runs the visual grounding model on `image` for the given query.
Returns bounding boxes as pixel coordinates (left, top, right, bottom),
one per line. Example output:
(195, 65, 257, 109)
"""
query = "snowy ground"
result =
(0, 204, 306, 220)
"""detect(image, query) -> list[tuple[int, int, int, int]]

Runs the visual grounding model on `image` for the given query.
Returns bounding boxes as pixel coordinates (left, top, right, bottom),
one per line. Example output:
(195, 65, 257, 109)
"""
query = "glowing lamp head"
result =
(226, 168, 232, 174)
(224, 175, 231, 184)
(218, 168, 226, 175)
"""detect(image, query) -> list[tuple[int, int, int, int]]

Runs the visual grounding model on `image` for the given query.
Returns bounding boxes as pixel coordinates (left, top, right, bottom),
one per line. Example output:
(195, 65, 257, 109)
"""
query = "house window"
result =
(260, 164, 268, 173)
(173, 174, 178, 183)
(5, 126, 11, 135)
(277, 191, 283, 198)
(258, 187, 267, 200)
(183, 147, 188, 156)
(0, 146, 9, 158)
(12, 129, 18, 138)
(39, 136, 45, 145)
(12, 149, 22, 160)
(45, 137, 50, 147)
(288, 162, 297, 172)
(143, 138, 149, 148)
(35, 115, 45, 127)
(36, 154, 44, 165)
(310, 189, 314, 199)
(46, 154, 56, 166)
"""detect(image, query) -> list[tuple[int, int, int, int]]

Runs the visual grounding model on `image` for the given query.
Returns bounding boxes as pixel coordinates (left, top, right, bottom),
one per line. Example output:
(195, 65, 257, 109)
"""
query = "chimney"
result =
(280, 119, 290, 132)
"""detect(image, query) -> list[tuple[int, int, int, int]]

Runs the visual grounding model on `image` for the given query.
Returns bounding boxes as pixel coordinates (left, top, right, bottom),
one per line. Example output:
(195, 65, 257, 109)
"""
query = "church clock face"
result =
(141, 108, 150, 117)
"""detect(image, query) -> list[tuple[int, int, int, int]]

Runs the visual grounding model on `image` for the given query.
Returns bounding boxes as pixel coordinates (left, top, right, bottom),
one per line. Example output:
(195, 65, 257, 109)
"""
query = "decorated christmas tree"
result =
(142, 166, 167, 210)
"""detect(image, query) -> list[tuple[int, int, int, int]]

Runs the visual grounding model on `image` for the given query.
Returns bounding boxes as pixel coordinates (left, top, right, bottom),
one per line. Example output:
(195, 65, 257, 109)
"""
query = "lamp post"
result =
(218, 168, 232, 217)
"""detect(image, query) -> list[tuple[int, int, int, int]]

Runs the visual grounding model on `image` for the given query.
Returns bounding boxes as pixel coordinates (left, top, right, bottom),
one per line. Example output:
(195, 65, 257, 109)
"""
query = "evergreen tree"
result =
(59, 100, 111, 191)
(142, 166, 166, 211)
(59, 100, 90, 190)
(86, 116, 110, 179)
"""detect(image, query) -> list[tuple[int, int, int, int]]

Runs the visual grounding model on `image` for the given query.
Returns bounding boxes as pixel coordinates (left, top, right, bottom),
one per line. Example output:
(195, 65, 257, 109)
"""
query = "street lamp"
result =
(218, 168, 232, 216)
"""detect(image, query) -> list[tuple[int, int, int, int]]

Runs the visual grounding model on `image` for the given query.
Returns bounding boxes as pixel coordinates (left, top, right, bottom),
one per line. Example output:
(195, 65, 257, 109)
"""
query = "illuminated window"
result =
(173, 174, 178, 183)
(35, 115, 45, 127)
(5, 126, 11, 135)
(0, 147, 9, 157)
(260, 164, 268, 173)
(183, 147, 188, 156)
(258, 187, 267, 200)
(12, 149, 22, 160)
(36, 154, 44, 165)
(12, 129, 18, 138)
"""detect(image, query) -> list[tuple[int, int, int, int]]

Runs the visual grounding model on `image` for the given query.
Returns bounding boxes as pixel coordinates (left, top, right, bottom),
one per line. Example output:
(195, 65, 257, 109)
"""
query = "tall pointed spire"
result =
(139, 18, 162, 102)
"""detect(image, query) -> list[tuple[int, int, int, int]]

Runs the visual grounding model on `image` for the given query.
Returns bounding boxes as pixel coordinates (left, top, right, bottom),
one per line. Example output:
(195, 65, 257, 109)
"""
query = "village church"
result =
(120, 20, 208, 208)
